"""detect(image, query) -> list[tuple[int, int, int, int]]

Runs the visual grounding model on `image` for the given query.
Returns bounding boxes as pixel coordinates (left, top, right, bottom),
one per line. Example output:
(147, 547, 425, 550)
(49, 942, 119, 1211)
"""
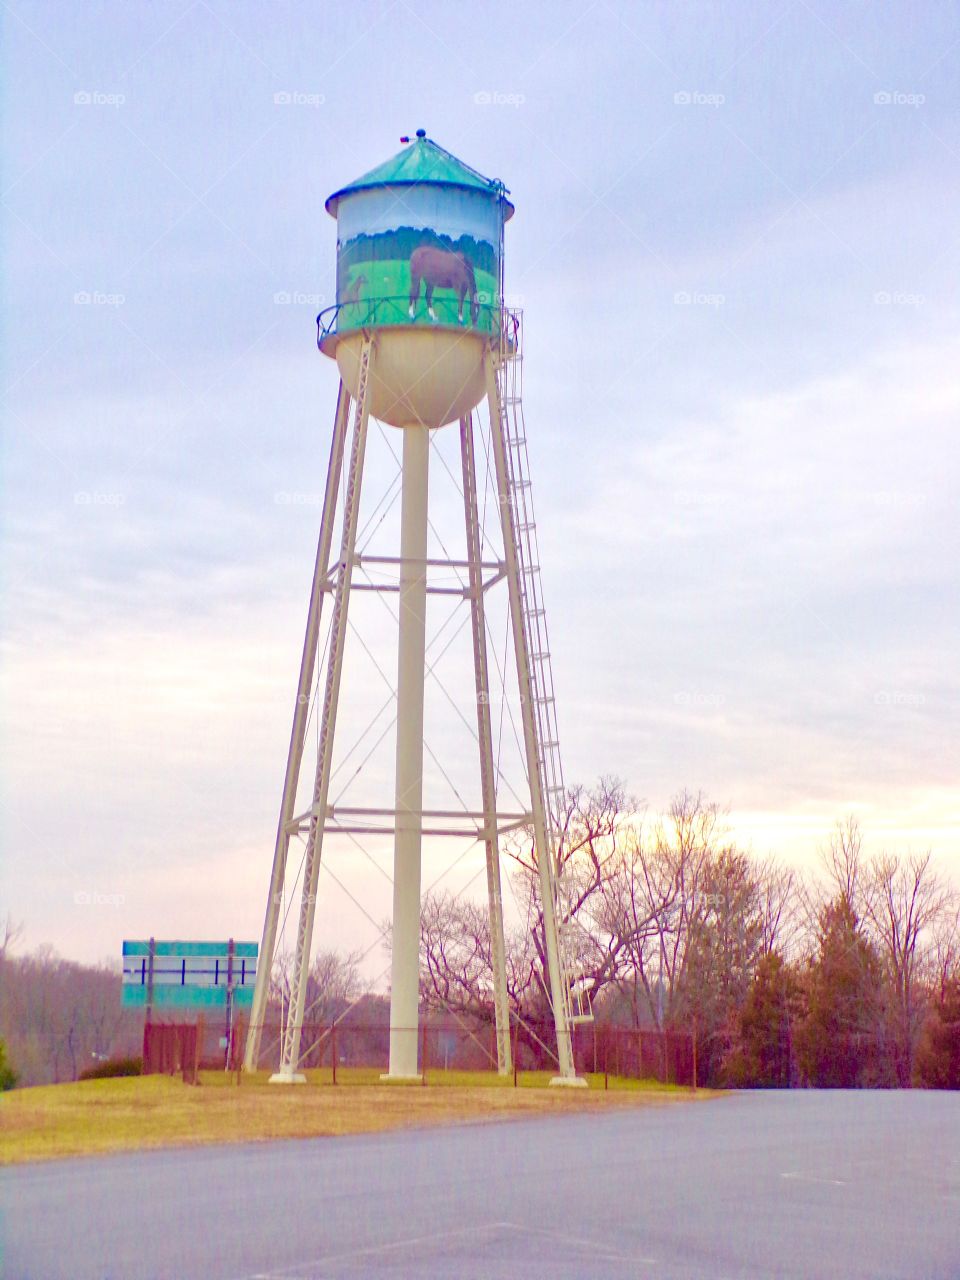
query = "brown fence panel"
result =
(591, 1024, 695, 1086)
(142, 1022, 199, 1083)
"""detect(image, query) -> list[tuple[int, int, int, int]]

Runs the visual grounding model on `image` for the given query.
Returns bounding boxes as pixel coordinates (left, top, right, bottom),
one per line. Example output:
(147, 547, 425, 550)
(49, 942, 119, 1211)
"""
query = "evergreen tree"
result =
(796, 897, 888, 1087)
(725, 952, 800, 1087)
(916, 979, 960, 1089)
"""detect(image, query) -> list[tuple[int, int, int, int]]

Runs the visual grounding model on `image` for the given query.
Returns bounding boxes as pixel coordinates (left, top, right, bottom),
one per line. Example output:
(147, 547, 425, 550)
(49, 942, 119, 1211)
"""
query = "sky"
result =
(2, 1, 959, 968)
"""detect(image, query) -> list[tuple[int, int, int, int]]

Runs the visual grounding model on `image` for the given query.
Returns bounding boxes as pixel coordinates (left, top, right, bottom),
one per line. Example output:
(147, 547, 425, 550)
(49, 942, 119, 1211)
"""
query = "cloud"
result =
(5, 1, 960, 962)
(549, 333, 959, 824)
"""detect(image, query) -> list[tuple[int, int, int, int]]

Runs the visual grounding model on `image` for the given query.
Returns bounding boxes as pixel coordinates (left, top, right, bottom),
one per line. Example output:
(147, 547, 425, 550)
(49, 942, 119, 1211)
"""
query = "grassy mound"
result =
(1, 1069, 709, 1165)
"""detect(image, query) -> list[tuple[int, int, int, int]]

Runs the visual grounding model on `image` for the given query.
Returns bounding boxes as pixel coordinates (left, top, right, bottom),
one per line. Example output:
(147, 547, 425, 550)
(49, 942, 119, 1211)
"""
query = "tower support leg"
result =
(271, 341, 376, 1083)
(460, 413, 512, 1075)
(244, 383, 351, 1072)
(484, 352, 581, 1085)
(385, 424, 430, 1079)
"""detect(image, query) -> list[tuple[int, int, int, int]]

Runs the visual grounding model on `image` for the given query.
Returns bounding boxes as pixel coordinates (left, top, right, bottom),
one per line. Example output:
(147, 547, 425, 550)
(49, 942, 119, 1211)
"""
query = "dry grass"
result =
(1, 1070, 712, 1165)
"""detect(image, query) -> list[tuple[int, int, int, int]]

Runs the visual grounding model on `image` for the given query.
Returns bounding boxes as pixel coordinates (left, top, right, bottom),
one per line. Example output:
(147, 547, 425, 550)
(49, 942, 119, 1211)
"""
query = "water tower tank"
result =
(319, 130, 514, 429)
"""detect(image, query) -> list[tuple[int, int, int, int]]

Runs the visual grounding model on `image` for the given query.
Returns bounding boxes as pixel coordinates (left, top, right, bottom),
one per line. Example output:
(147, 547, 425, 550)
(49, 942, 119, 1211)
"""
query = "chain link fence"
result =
(232, 1016, 696, 1085)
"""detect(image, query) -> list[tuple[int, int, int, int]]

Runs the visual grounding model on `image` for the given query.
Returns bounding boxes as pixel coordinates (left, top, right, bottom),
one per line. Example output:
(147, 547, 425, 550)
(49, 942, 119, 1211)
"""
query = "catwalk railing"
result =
(316, 298, 521, 347)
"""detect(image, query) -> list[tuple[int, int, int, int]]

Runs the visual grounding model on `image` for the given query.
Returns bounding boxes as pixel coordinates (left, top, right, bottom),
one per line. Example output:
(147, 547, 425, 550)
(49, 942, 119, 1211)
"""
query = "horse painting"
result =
(408, 247, 479, 325)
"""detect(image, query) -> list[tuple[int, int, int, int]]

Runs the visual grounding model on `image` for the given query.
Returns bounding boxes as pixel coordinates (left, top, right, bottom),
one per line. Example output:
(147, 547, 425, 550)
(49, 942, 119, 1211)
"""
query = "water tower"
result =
(245, 131, 585, 1084)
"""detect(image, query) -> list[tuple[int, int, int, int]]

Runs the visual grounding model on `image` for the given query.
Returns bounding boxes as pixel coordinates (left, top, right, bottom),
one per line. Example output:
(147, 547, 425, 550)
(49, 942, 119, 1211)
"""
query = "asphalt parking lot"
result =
(3, 1090, 957, 1279)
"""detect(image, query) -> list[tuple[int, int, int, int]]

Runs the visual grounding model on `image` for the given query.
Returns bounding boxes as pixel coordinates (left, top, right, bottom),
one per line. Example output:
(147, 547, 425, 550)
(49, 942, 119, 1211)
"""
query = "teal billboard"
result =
(122, 939, 257, 1010)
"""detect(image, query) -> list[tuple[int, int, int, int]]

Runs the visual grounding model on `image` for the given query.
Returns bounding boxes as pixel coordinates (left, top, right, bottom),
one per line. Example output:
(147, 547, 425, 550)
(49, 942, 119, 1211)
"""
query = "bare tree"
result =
(418, 892, 545, 1024)
(505, 777, 640, 1014)
(0, 948, 133, 1085)
(0, 915, 24, 962)
(929, 903, 960, 1002)
(643, 791, 724, 1027)
(591, 791, 727, 1032)
(793, 815, 868, 954)
(863, 851, 956, 1085)
(420, 893, 494, 1017)
(819, 815, 865, 913)
(270, 947, 362, 1025)
(755, 857, 803, 959)
(592, 818, 666, 1026)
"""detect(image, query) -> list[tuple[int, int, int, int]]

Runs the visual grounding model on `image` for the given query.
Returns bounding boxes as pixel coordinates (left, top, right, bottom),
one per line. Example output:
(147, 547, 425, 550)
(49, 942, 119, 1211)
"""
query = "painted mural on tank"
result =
(334, 186, 502, 335)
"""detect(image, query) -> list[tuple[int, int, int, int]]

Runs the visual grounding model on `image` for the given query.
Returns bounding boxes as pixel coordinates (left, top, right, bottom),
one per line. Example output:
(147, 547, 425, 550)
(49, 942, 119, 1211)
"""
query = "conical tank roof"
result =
(325, 130, 514, 219)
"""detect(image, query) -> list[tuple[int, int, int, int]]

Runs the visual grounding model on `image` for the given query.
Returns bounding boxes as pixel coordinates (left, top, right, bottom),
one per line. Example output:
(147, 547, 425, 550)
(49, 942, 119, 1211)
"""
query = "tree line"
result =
(2, 786, 958, 1088)
(418, 784, 960, 1088)
(0, 920, 141, 1087)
